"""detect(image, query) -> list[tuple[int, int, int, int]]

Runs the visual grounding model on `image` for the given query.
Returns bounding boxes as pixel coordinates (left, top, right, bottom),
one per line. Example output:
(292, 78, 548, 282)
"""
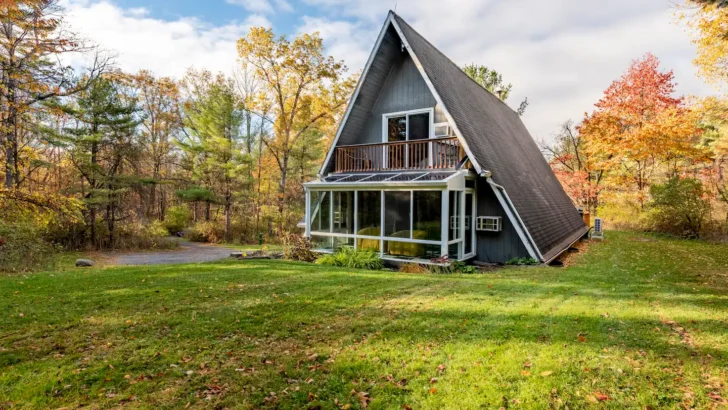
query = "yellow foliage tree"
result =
(237, 27, 357, 229)
(681, 2, 728, 86)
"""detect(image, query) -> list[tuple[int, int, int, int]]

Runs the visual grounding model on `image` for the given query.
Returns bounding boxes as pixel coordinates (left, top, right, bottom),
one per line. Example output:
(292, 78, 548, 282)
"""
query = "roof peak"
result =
(390, 13, 518, 116)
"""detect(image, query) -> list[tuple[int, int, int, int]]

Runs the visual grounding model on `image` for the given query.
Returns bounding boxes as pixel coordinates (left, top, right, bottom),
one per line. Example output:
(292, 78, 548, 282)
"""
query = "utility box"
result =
(592, 218, 604, 240)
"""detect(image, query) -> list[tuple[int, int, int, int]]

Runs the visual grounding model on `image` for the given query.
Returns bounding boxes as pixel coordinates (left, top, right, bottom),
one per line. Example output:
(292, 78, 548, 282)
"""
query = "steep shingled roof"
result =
(392, 13, 587, 261)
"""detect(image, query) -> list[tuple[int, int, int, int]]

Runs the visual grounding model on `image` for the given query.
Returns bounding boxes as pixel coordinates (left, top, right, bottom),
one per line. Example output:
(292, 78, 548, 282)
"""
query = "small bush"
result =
(185, 221, 223, 243)
(282, 234, 317, 262)
(315, 247, 384, 270)
(428, 260, 479, 274)
(400, 263, 428, 273)
(114, 221, 176, 250)
(647, 177, 711, 238)
(163, 205, 190, 235)
(0, 222, 61, 273)
(505, 257, 540, 266)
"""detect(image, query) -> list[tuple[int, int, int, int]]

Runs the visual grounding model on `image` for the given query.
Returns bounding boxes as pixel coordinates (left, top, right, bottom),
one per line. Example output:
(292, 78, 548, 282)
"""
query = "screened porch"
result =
(303, 171, 476, 263)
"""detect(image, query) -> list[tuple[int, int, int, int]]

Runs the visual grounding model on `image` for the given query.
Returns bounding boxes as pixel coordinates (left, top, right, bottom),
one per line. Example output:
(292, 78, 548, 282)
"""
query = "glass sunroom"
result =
(303, 170, 476, 263)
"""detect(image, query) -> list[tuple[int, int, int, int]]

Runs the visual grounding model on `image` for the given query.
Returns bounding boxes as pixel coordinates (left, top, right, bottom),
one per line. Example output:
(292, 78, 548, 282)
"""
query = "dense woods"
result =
(3, 0, 728, 271)
(0, 0, 355, 270)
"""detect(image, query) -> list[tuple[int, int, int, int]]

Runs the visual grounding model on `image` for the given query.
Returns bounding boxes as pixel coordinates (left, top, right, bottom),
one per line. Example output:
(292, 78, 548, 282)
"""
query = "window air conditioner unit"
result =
(476, 216, 502, 232)
(434, 123, 451, 137)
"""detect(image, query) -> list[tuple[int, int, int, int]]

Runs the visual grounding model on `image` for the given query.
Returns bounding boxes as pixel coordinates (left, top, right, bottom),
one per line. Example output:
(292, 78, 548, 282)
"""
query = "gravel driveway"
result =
(108, 241, 241, 266)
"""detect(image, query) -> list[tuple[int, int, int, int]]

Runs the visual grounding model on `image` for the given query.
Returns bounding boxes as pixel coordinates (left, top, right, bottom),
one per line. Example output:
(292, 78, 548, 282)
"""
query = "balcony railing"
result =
(335, 137, 461, 173)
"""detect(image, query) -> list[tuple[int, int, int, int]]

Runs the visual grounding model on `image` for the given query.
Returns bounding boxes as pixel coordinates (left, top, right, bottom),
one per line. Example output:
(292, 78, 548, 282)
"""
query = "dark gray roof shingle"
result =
(393, 13, 587, 260)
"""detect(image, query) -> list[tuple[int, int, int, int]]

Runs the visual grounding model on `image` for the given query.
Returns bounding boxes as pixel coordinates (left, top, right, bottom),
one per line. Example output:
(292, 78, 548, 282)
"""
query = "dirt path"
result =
(107, 241, 241, 266)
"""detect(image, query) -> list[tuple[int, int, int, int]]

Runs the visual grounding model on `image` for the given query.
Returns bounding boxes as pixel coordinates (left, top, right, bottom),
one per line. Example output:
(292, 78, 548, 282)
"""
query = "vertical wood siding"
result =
(358, 53, 440, 144)
(475, 178, 530, 263)
(324, 26, 448, 174)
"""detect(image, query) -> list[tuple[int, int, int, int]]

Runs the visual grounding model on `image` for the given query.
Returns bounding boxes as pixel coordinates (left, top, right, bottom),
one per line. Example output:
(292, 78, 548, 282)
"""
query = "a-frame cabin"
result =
(303, 11, 588, 264)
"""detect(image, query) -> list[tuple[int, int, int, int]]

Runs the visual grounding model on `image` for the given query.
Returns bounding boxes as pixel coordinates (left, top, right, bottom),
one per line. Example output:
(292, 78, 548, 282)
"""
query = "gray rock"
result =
(75, 259, 94, 267)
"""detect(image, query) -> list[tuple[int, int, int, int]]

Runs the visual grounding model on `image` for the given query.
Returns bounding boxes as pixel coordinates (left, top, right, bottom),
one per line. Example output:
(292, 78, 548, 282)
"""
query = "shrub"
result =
(647, 177, 710, 238)
(428, 260, 479, 274)
(400, 263, 428, 273)
(114, 221, 176, 250)
(282, 234, 317, 262)
(163, 205, 190, 235)
(0, 221, 60, 273)
(185, 221, 223, 243)
(505, 257, 540, 266)
(315, 247, 384, 270)
(598, 192, 650, 232)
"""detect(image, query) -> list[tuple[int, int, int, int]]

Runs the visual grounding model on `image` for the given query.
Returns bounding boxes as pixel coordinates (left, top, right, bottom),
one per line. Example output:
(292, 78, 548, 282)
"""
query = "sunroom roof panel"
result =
(304, 170, 466, 189)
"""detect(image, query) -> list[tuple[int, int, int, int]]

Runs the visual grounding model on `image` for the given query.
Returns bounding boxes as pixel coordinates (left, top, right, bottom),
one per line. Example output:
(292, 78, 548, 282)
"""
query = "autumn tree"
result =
(237, 28, 356, 230)
(462, 64, 528, 115)
(690, 0, 728, 8)
(0, 0, 108, 188)
(579, 53, 702, 205)
(128, 70, 182, 220)
(682, 1, 728, 86)
(696, 97, 728, 221)
(179, 69, 251, 242)
(541, 120, 604, 213)
(56, 75, 141, 248)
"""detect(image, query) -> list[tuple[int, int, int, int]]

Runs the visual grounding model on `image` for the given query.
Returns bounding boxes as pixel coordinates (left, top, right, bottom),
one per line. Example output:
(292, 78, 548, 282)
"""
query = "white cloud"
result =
(297, 16, 375, 71)
(297, 0, 714, 142)
(58, 0, 715, 143)
(226, 0, 294, 14)
(62, 0, 270, 78)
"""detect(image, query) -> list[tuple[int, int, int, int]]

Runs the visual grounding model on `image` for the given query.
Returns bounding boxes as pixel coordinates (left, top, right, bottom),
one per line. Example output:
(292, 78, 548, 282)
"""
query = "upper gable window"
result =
(383, 108, 433, 143)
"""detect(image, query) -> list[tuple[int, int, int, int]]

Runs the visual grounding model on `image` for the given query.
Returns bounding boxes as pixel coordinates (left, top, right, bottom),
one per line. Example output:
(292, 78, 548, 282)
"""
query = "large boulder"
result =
(75, 259, 95, 267)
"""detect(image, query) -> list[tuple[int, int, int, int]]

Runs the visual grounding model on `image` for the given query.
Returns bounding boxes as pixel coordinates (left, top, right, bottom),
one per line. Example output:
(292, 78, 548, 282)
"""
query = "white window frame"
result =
(382, 108, 436, 169)
(307, 187, 476, 263)
(476, 216, 502, 232)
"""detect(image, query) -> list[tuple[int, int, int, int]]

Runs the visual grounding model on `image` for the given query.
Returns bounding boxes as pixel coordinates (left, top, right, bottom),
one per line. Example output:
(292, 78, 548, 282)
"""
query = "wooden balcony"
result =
(335, 137, 461, 173)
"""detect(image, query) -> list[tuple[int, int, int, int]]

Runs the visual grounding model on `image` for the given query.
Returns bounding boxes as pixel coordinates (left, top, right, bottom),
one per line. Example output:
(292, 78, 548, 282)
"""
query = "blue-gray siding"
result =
(324, 25, 448, 173)
(476, 178, 530, 263)
(359, 54, 446, 144)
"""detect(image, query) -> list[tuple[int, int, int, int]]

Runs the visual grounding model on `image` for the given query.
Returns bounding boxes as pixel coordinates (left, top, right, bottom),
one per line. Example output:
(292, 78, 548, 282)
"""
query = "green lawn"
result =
(2, 232, 728, 409)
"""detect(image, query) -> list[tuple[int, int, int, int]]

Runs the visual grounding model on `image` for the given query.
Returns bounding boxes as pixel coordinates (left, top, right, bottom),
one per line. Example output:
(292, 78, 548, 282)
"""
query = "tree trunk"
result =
(89, 140, 98, 247)
(159, 188, 167, 221)
(225, 197, 232, 243)
(3, 132, 13, 188)
(256, 133, 264, 233)
(4, 95, 17, 188)
(278, 154, 288, 215)
(205, 201, 211, 221)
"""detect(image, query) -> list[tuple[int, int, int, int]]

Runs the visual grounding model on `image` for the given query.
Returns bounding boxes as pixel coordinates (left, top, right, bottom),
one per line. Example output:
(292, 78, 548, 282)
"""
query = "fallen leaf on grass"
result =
(708, 392, 725, 402)
(429, 387, 437, 395)
(437, 364, 446, 373)
(540, 371, 553, 377)
(523, 361, 532, 368)
(521, 370, 531, 376)
(578, 335, 587, 343)
(593, 391, 609, 401)
(351, 390, 371, 408)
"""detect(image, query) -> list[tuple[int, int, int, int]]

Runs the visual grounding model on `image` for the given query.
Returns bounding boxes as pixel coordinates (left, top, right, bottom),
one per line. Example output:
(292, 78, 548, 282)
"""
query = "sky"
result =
(60, 0, 714, 143)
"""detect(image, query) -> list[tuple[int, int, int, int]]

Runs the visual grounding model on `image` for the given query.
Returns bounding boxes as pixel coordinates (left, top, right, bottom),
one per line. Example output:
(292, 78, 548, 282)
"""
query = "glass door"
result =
(465, 192, 474, 256)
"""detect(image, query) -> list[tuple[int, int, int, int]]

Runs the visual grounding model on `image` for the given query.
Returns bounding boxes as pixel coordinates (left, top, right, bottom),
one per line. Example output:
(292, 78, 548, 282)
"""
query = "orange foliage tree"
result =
(541, 121, 604, 213)
(579, 53, 704, 205)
